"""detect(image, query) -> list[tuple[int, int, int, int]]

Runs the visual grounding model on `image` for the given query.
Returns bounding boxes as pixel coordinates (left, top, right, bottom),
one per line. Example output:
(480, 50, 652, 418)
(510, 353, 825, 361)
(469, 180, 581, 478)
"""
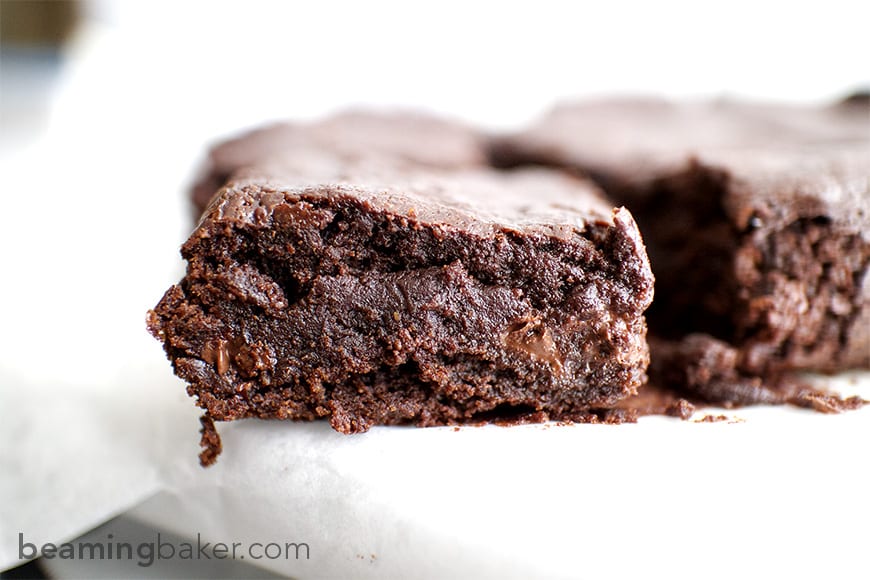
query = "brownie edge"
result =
(149, 164, 654, 465)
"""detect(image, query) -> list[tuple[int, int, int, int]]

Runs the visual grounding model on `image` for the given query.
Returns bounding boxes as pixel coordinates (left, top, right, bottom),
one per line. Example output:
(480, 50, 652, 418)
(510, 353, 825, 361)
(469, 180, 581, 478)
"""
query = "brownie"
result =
(491, 96, 870, 402)
(191, 110, 487, 216)
(149, 152, 654, 465)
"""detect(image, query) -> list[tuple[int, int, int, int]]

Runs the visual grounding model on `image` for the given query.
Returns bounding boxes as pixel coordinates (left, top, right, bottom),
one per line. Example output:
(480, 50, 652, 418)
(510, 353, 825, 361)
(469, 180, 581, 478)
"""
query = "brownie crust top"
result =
(193, 110, 489, 213)
(493, 96, 869, 171)
(491, 97, 870, 231)
(208, 153, 617, 239)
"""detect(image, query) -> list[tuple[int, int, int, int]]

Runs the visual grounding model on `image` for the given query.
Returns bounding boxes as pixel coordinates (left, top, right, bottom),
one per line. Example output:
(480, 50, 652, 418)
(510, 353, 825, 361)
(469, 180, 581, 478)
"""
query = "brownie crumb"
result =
(790, 392, 867, 414)
(651, 334, 868, 413)
(198, 415, 222, 467)
(665, 399, 696, 420)
(694, 414, 731, 423)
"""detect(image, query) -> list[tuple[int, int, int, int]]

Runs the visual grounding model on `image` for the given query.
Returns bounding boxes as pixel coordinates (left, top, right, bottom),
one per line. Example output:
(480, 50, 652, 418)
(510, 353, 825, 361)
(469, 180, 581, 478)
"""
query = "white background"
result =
(1, 1, 868, 578)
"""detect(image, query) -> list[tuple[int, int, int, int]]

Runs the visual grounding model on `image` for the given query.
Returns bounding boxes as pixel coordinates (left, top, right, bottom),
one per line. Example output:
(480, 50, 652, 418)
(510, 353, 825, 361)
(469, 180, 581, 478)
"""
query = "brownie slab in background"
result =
(491, 96, 870, 403)
(150, 146, 654, 465)
(191, 110, 488, 215)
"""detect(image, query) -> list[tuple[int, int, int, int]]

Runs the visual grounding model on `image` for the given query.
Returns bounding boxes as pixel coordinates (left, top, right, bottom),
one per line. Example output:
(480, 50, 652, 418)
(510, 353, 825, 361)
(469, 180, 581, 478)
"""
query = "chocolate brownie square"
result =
(150, 147, 654, 465)
(491, 96, 869, 402)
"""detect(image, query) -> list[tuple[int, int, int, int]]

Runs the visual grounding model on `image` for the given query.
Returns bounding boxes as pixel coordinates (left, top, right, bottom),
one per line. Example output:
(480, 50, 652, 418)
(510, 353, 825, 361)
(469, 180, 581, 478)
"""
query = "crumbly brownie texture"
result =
(150, 160, 654, 465)
(627, 146, 870, 376)
(650, 335, 865, 413)
(192, 110, 487, 215)
(491, 97, 870, 404)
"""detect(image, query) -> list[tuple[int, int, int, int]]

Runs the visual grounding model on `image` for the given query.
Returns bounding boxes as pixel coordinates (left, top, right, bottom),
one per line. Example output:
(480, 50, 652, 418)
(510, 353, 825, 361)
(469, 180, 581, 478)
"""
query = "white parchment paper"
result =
(129, 390, 870, 580)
